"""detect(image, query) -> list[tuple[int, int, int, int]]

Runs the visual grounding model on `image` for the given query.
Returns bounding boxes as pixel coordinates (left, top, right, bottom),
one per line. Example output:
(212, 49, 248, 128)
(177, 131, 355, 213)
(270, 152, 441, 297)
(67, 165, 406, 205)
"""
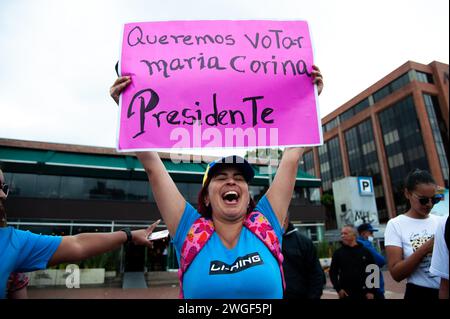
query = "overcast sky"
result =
(0, 0, 448, 156)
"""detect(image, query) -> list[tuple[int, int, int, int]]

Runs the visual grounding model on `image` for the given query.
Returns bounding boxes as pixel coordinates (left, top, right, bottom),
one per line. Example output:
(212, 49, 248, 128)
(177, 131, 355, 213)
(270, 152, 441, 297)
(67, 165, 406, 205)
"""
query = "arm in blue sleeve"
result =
(366, 245, 386, 267)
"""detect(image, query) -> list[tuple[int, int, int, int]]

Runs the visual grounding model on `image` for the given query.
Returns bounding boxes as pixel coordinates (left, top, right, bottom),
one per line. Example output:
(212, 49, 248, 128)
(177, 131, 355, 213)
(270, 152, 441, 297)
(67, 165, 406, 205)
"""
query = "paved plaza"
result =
(27, 271, 406, 299)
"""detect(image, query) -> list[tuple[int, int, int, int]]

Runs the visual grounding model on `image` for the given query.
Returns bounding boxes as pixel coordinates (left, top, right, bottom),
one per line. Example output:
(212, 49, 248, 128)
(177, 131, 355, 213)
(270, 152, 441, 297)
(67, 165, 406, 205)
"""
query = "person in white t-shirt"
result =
(385, 169, 444, 299)
(429, 216, 449, 299)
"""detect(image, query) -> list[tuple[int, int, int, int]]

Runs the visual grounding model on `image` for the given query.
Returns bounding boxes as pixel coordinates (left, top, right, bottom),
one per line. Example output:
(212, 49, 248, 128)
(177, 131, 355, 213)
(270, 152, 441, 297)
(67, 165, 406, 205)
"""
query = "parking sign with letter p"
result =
(358, 177, 374, 196)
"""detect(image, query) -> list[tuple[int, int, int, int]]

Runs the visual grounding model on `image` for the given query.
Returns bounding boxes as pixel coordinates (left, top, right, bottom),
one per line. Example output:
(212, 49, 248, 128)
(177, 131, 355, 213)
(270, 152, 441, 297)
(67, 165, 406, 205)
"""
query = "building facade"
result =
(302, 60, 449, 229)
(0, 138, 325, 272)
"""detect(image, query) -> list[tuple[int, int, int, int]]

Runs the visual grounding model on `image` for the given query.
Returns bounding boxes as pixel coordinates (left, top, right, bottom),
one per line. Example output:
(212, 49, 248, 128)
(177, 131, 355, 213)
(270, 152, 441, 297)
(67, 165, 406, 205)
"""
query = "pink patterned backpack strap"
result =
(177, 217, 215, 299)
(243, 211, 286, 291)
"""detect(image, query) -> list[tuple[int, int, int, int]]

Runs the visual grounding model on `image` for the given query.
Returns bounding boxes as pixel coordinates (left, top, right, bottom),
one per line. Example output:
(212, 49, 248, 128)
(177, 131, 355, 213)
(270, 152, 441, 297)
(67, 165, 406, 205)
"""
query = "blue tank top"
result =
(173, 195, 283, 299)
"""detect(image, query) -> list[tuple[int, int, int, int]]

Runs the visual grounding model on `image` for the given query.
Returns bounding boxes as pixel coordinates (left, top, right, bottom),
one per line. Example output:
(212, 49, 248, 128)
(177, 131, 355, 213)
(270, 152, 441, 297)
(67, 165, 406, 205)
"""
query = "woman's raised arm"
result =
(110, 77, 186, 236)
(265, 65, 323, 225)
(135, 151, 185, 235)
(265, 148, 304, 226)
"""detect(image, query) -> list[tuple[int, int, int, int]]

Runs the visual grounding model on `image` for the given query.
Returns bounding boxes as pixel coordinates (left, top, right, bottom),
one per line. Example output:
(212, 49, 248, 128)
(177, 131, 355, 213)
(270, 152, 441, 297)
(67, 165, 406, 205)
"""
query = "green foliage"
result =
(320, 193, 334, 208)
(315, 241, 340, 258)
(48, 263, 71, 270)
(58, 263, 69, 270)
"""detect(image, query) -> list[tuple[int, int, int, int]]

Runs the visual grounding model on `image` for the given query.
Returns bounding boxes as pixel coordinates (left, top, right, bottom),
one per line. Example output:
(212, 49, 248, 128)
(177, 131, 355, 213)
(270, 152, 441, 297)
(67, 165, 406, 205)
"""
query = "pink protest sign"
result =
(117, 20, 322, 151)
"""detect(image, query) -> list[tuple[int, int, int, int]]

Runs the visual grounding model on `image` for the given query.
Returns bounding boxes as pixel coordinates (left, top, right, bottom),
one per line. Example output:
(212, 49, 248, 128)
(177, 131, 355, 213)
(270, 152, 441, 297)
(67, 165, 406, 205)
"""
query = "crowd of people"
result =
(0, 65, 448, 300)
(328, 169, 448, 300)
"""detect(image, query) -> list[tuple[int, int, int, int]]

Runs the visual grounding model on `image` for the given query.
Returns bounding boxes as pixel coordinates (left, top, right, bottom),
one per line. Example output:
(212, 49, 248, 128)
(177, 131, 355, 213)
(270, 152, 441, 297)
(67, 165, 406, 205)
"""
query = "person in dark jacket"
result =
(329, 225, 377, 299)
(282, 217, 325, 299)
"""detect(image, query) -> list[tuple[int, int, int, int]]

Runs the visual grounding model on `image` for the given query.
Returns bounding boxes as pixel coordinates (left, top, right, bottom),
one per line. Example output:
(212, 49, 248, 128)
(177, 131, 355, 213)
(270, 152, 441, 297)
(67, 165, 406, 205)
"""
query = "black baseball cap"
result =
(357, 223, 378, 233)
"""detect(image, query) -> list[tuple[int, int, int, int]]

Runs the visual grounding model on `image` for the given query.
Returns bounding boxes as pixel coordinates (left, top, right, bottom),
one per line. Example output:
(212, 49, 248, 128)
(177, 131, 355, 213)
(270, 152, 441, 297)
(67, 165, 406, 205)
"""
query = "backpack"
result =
(177, 210, 285, 298)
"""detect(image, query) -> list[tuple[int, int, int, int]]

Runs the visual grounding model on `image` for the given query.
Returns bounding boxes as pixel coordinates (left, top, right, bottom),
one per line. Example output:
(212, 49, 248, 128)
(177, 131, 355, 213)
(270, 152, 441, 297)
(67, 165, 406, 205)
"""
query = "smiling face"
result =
(405, 182, 437, 218)
(205, 166, 250, 223)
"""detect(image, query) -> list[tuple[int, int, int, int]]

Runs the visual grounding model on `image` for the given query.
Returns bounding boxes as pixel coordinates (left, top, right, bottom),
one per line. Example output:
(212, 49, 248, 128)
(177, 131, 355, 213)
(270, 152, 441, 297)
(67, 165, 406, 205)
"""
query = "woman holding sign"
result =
(110, 66, 323, 298)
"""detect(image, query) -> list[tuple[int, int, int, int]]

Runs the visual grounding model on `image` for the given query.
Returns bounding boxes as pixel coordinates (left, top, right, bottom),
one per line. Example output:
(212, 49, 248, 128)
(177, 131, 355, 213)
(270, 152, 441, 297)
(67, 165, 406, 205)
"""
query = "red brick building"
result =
(301, 61, 449, 229)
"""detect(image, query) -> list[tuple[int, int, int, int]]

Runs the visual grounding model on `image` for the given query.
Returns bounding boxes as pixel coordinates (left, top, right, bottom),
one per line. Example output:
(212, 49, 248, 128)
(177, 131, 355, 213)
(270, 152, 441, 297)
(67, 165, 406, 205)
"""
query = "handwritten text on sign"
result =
(118, 20, 321, 151)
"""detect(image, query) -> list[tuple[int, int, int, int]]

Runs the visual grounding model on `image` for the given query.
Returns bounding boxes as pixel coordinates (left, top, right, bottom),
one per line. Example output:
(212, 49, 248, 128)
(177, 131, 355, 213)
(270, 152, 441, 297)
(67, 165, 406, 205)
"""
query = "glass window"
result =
(378, 95, 430, 213)
(373, 85, 391, 103)
(340, 108, 354, 122)
(308, 188, 321, 205)
(60, 176, 85, 199)
(324, 118, 339, 132)
(353, 98, 370, 114)
(35, 175, 61, 198)
(105, 179, 127, 200)
(344, 119, 387, 221)
(177, 182, 201, 204)
(4, 173, 158, 203)
(362, 141, 376, 155)
(320, 161, 330, 173)
(383, 129, 400, 146)
(3, 172, 13, 184)
(249, 186, 266, 202)
(177, 183, 189, 199)
(390, 73, 410, 91)
(423, 94, 449, 184)
(292, 186, 307, 204)
(302, 151, 316, 177)
(187, 183, 202, 204)
(127, 180, 150, 202)
(328, 137, 344, 180)
(318, 137, 343, 192)
(85, 178, 127, 201)
(72, 225, 112, 235)
(416, 71, 434, 84)
(373, 73, 410, 103)
(8, 173, 37, 197)
(20, 224, 71, 236)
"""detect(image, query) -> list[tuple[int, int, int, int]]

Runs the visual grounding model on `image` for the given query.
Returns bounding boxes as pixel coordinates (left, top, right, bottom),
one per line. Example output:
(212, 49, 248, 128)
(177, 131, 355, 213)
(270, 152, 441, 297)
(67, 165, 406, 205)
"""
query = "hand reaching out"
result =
(131, 219, 161, 248)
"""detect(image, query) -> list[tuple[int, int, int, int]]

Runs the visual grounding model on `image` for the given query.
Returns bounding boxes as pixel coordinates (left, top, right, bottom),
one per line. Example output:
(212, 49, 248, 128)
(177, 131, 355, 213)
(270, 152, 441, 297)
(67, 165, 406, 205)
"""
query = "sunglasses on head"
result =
(412, 193, 441, 206)
(1, 183, 9, 197)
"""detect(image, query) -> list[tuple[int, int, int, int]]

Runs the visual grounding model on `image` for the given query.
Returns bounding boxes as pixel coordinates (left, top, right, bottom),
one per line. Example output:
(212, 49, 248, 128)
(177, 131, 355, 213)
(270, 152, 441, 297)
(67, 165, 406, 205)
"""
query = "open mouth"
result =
(222, 191, 240, 204)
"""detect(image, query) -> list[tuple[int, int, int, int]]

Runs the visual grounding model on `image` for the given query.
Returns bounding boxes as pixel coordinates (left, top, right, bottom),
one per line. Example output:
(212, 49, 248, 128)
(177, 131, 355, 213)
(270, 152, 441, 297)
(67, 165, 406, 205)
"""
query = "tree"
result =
(320, 193, 334, 209)
(321, 192, 337, 230)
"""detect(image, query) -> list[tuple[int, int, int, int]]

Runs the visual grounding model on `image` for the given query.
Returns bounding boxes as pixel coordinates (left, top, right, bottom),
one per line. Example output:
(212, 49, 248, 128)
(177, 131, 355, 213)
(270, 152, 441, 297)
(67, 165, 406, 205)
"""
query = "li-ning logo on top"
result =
(209, 252, 263, 275)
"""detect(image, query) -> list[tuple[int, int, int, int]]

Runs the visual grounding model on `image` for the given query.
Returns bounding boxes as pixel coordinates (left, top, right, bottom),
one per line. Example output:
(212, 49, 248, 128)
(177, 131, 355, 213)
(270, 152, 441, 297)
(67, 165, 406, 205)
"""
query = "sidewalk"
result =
(28, 285, 180, 299)
(322, 270, 406, 299)
(28, 271, 406, 299)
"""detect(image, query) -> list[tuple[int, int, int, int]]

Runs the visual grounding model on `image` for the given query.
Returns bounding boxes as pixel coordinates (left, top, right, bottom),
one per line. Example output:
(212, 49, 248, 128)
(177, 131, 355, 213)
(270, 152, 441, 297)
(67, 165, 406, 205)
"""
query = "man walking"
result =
(329, 225, 377, 299)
